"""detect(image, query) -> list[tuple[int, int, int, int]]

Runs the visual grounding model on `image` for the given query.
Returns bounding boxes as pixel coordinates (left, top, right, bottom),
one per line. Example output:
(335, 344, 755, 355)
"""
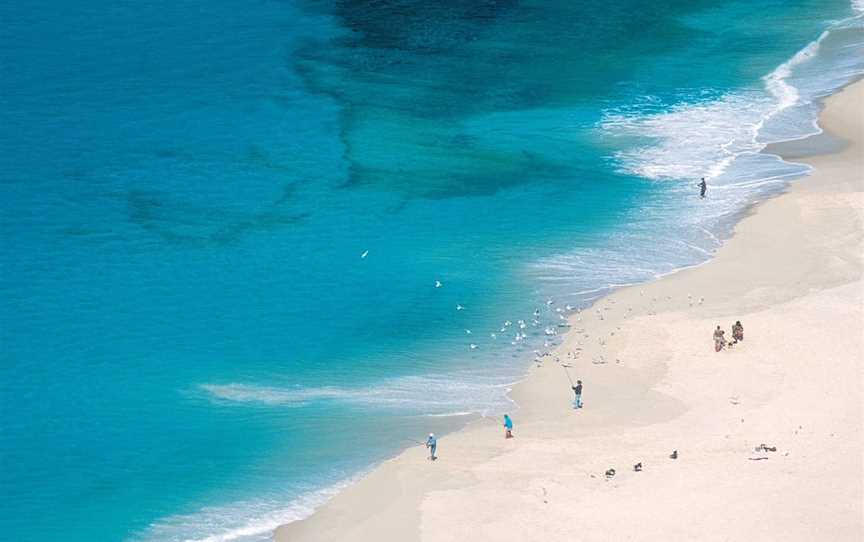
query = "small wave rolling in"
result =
(1, 1, 862, 541)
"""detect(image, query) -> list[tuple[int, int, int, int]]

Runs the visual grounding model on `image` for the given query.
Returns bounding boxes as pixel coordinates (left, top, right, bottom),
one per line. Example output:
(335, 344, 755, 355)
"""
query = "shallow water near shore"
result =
(1, 1, 862, 541)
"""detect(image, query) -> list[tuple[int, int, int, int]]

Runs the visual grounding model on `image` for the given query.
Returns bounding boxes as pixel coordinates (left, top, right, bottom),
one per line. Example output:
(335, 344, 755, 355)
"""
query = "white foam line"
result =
(677, 240, 714, 257)
(200, 376, 519, 414)
(698, 226, 722, 247)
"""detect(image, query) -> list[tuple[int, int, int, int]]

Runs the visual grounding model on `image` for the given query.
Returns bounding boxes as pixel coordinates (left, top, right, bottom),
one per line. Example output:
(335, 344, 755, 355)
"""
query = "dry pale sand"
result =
(275, 81, 864, 542)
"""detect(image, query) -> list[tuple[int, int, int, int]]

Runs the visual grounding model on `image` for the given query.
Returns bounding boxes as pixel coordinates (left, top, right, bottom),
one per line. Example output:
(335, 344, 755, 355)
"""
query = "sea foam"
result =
(531, 1, 863, 306)
(133, 473, 365, 542)
(600, 4, 863, 186)
(201, 373, 515, 416)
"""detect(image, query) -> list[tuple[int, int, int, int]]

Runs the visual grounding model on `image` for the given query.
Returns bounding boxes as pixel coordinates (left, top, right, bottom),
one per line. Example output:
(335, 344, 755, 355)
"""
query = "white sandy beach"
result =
(275, 81, 863, 542)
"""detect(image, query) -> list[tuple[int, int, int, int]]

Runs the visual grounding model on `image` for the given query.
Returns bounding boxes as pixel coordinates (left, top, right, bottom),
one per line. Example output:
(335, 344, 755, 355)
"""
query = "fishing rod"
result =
(562, 365, 575, 386)
(405, 438, 427, 446)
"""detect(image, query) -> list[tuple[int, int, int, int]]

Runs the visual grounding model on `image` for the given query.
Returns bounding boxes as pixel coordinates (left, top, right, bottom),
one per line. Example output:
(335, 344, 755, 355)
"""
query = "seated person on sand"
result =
(713, 325, 726, 352)
(732, 321, 744, 343)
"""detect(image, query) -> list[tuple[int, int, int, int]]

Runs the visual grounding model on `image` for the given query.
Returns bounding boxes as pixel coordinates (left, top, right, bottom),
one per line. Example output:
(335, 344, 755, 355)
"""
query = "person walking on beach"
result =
(572, 380, 583, 409)
(426, 433, 437, 461)
(503, 414, 514, 438)
(732, 320, 744, 343)
(713, 325, 726, 352)
(698, 177, 708, 198)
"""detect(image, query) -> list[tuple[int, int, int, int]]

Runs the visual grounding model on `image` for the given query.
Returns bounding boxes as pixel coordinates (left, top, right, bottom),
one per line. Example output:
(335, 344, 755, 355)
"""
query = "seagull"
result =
(469, 343, 478, 350)
(361, 250, 369, 259)
(465, 329, 472, 334)
(435, 280, 443, 288)
(456, 304, 465, 311)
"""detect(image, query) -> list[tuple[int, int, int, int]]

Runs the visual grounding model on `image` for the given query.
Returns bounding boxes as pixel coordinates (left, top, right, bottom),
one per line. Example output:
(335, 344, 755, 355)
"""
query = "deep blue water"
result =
(2, 1, 862, 540)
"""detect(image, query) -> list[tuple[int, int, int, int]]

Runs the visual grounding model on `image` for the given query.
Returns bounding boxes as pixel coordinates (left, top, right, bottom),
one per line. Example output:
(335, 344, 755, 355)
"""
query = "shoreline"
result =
(274, 81, 862, 541)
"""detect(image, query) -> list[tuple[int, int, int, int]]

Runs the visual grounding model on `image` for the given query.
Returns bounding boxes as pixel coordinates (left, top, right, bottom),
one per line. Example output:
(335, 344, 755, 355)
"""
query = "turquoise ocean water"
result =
(1, 1, 862, 540)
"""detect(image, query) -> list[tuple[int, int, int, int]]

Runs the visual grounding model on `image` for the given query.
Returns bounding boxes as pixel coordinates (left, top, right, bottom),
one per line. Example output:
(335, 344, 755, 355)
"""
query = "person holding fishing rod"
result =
(572, 380, 583, 409)
(426, 433, 437, 461)
(405, 434, 438, 461)
(563, 366, 584, 409)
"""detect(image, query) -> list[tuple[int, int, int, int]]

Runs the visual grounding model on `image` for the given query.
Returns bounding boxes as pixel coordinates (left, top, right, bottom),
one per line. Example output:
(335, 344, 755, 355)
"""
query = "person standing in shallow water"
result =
(698, 177, 708, 198)
(426, 433, 437, 461)
(503, 414, 513, 438)
(572, 380, 583, 409)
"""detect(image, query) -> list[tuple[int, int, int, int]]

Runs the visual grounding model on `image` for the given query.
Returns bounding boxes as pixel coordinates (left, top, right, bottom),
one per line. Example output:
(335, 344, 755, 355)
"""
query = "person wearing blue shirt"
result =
(426, 433, 437, 460)
(503, 414, 514, 439)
